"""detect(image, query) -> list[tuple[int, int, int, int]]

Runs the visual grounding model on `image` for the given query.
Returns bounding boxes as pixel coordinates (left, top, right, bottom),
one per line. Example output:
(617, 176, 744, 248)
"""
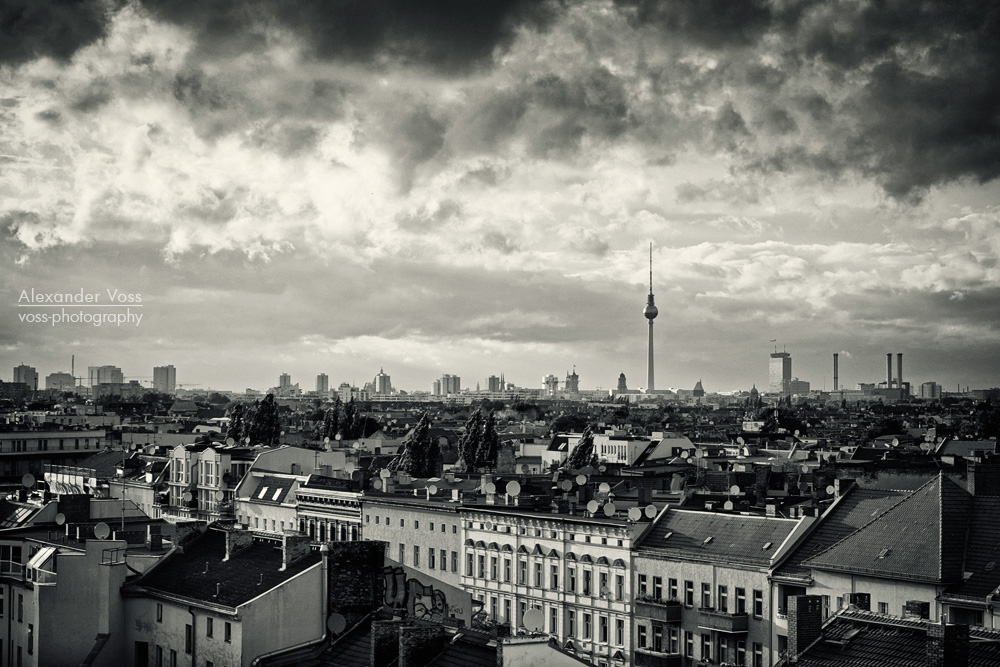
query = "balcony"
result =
(635, 597, 683, 623)
(634, 649, 683, 667)
(697, 607, 749, 633)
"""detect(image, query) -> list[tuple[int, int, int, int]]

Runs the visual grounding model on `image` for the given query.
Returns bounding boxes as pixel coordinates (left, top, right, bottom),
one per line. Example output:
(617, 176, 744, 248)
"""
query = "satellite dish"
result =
(485, 521, 494, 531)
(628, 507, 642, 521)
(214, 490, 224, 501)
(560, 480, 573, 492)
(826, 485, 836, 495)
(280, 431, 285, 436)
(575, 475, 587, 486)
(226, 437, 235, 446)
(695, 448, 704, 459)
(335, 433, 342, 441)
(685, 457, 694, 465)
(799, 482, 809, 494)
(428, 485, 438, 496)
(794, 429, 800, 436)
(55, 513, 66, 526)
(379, 469, 391, 479)
(373, 480, 383, 490)
(327, 613, 347, 634)
(351, 469, 361, 480)
(485, 482, 497, 494)
(600, 585, 611, 596)
(506, 481, 521, 496)
(523, 608, 544, 632)
(130, 443, 137, 450)
(920, 442, 932, 451)
(801, 464, 810, 473)
(587, 500, 600, 514)
(644, 504, 657, 519)
(521, 464, 530, 473)
(737, 436, 745, 445)
(891, 438, 899, 447)
(183, 492, 193, 503)
(21, 473, 35, 488)
(599, 482, 611, 494)
(730, 485, 741, 495)
(345, 462, 356, 474)
(145, 472, 154, 484)
(598, 464, 607, 473)
(94, 522, 111, 540)
(603, 502, 616, 517)
(324, 437, 330, 444)
(245, 437, 251, 444)
(723, 501, 734, 510)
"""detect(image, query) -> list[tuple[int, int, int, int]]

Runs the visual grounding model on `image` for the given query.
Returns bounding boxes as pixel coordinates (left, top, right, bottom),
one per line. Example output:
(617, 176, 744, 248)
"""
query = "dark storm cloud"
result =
(142, 0, 558, 72)
(616, 0, 779, 48)
(0, 0, 120, 65)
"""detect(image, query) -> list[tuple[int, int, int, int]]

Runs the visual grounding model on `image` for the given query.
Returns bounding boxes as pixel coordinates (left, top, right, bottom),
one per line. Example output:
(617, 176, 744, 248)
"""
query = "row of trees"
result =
(388, 413, 440, 477)
(226, 394, 281, 446)
(456, 409, 503, 471)
(316, 397, 369, 441)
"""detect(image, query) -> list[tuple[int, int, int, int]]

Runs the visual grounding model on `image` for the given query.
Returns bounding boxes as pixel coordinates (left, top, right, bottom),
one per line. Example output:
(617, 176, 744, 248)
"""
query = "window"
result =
(478, 555, 485, 578)
(668, 627, 679, 653)
(878, 601, 888, 614)
(185, 624, 192, 653)
(701, 634, 712, 661)
(156, 646, 163, 667)
(400, 518, 405, 527)
(638, 574, 648, 596)
(430, 522, 435, 531)
(583, 613, 592, 639)
(505, 599, 511, 622)
(615, 574, 624, 600)
(685, 631, 694, 658)
(399, 544, 405, 563)
(441, 523, 446, 533)
(753, 590, 763, 617)
(550, 606, 558, 633)
(413, 546, 420, 567)
(224, 622, 232, 643)
(535, 562, 542, 587)
(568, 567, 576, 593)
(599, 615, 609, 643)
(519, 559, 527, 585)
(440, 549, 447, 571)
(668, 578, 678, 600)
(467, 553, 474, 576)
(414, 520, 420, 529)
(753, 642, 764, 667)
(504, 558, 511, 582)
(490, 597, 498, 619)
(737, 640, 746, 667)
(490, 556, 498, 580)
(206, 617, 213, 637)
(718, 585, 728, 612)
(170, 649, 177, 667)
(684, 581, 694, 606)
(451, 551, 458, 573)
(365, 514, 370, 524)
(637, 625, 648, 648)
(551, 564, 559, 590)
(600, 572, 608, 597)
(615, 618, 624, 646)
(583, 570, 592, 596)
(452, 524, 457, 534)
(653, 576, 662, 599)
(653, 624, 663, 652)
(429, 549, 436, 570)
(27, 623, 33, 654)
(701, 583, 711, 608)
(568, 610, 576, 636)
(736, 587, 747, 614)
(18, 593, 23, 622)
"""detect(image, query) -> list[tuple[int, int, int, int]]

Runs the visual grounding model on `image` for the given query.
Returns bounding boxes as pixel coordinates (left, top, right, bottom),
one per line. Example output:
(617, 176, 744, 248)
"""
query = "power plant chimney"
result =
(833, 353, 839, 393)
(886, 353, 893, 388)
(897, 353, 903, 392)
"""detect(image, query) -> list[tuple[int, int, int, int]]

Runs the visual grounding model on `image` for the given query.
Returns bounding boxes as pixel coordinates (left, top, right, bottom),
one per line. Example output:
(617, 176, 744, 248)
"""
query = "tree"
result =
(322, 399, 341, 441)
(477, 411, 501, 470)
(566, 425, 598, 469)
(342, 398, 358, 439)
(248, 394, 281, 446)
(391, 413, 434, 477)
(227, 403, 246, 443)
(457, 410, 484, 470)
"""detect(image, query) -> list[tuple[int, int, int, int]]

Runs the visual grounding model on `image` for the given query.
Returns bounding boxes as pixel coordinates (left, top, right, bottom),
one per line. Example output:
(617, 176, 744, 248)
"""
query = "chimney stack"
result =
(897, 353, 903, 392)
(788, 595, 824, 659)
(886, 353, 893, 388)
(833, 353, 839, 393)
(926, 622, 969, 667)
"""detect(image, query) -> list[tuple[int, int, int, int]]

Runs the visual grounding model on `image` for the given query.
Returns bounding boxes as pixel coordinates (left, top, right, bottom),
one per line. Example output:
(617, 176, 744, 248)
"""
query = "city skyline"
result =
(3, 2, 999, 395)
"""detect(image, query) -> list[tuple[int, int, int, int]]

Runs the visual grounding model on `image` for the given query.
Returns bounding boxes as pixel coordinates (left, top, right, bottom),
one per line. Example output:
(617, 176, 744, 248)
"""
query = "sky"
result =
(2, 0, 1000, 395)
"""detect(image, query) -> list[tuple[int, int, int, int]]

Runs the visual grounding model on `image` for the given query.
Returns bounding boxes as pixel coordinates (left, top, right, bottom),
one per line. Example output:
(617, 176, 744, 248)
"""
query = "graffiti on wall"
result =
(382, 566, 462, 622)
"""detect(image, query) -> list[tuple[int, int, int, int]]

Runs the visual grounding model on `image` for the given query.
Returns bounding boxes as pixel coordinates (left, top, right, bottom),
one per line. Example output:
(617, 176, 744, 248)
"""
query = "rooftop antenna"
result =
(649, 242, 653, 295)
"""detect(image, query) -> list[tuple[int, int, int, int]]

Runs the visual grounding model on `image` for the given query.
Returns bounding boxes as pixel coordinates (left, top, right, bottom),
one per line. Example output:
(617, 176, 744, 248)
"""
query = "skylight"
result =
(877, 548, 892, 559)
(703, 536, 713, 545)
(272, 488, 282, 501)
(257, 486, 269, 499)
(762, 542, 773, 550)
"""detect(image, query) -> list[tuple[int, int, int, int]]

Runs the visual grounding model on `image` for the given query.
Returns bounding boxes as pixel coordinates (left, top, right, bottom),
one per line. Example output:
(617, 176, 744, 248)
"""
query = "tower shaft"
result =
(647, 319, 655, 391)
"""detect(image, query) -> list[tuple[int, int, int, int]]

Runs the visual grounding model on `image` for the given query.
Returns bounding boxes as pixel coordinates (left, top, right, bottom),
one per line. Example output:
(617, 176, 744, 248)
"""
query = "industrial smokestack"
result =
(897, 353, 903, 390)
(886, 353, 893, 388)
(833, 353, 839, 392)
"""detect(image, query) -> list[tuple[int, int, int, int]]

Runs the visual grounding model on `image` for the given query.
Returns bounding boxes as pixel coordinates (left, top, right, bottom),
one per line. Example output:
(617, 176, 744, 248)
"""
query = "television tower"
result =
(643, 243, 658, 391)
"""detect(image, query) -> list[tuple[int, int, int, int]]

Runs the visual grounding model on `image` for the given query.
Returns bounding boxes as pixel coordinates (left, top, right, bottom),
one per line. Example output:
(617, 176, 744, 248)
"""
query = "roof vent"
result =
(702, 536, 713, 545)
(664, 531, 673, 540)
(877, 548, 891, 559)
(762, 542, 773, 550)
(987, 561, 996, 572)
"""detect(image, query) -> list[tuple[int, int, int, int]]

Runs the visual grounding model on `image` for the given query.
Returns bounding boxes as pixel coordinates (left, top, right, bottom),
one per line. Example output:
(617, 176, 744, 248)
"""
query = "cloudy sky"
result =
(2, 0, 999, 395)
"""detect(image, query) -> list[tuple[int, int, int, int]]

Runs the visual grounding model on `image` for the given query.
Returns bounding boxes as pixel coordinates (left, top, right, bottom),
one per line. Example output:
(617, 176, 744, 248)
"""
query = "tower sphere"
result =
(644, 297, 658, 320)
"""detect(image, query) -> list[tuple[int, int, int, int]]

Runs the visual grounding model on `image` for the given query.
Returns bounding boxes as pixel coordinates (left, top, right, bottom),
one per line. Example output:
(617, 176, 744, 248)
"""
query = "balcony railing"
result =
(697, 608, 750, 633)
(634, 649, 683, 667)
(635, 598, 683, 623)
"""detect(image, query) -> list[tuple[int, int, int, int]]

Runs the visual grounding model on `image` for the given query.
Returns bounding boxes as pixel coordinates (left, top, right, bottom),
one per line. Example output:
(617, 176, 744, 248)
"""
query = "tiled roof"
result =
(138, 529, 319, 607)
(803, 475, 971, 583)
(249, 475, 297, 504)
(938, 439, 997, 457)
(637, 508, 799, 566)
(942, 497, 1000, 600)
(775, 486, 908, 580)
(428, 640, 496, 667)
(788, 608, 1000, 667)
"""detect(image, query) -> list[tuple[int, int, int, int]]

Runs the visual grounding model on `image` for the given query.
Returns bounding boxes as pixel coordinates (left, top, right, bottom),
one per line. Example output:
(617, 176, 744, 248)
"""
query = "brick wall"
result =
(398, 625, 447, 667)
(904, 600, 930, 620)
(926, 622, 969, 667)
(848, 592, 871, 611)
(224, 529, 253, 561)
(371, 620, 407, 667)
(281, 531, 311, 569)
(327, 540, 386, 624)
(788, 595, 824, 658)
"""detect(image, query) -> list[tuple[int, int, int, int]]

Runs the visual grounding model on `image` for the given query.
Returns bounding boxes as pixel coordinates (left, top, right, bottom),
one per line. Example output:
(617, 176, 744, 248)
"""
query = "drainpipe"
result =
(188, 607, 196, 667)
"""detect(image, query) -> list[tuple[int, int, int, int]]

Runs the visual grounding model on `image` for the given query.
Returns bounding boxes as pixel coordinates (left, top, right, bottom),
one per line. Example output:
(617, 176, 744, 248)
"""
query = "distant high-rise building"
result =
(789, 378, 810, 394)
(279, 373, 291, 390)
(153, 365, 176, 394)
(921, 381, 941, 400)
(643, 244, 658, 391)
(46, 372, 75, 392)
(433, 379, 441, 395)
(88, 365, 123, 387)
(13, 364, 38, 391)
(436, 374, 460, 395)
(565, 367, 579, 393)
(693, 380, 704, 397)
(375, 368, 392, 395)
(769, 352, 791, 395)
(617, 373, 628, 393)
(487, 375, 501, 392)
(542, 374, 559, 396)
(316, 373, 329, 393)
